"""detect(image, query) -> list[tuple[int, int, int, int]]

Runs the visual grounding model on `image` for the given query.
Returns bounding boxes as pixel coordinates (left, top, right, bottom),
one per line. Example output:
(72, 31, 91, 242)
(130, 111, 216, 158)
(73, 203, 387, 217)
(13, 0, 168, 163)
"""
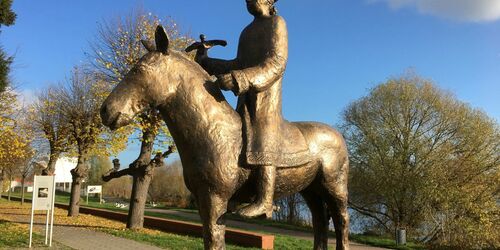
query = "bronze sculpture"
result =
(101, 23, 350, 249)
(194, 0, 306, 220)
(185, 34, 227, 54)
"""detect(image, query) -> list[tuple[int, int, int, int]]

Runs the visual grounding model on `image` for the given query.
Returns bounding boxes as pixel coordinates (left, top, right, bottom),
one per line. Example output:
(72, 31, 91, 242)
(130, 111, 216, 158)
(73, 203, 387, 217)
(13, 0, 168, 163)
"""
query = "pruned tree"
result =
(58, 67, 127, 217)
(88, 10, 192, 229)
(341, 74, 500, 248)
(88, 11, 193, 85)
(29, 86, 71, 175)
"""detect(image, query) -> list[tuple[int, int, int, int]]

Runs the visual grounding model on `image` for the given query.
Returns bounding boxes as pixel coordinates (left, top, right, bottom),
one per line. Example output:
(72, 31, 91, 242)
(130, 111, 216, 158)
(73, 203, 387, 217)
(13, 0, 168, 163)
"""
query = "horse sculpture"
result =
(100, 26, 349, 250)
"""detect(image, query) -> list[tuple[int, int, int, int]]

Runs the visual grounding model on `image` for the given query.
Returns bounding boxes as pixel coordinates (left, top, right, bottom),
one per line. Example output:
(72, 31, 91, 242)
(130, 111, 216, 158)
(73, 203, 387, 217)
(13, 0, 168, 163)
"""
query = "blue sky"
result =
(2, 0, 499, 164)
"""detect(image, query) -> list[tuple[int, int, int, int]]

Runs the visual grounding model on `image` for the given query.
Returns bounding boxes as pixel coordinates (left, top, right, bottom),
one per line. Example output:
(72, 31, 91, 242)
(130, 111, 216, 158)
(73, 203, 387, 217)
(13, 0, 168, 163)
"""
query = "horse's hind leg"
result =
(322, 159, 350, 250)
(300, 187, 329, 250)
(326, 191, 349, 250)
(196, 192, 228, 250)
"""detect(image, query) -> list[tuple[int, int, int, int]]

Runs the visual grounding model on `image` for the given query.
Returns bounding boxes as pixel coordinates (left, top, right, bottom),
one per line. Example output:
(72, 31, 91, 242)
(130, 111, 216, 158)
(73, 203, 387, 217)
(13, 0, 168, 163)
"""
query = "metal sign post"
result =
(29, 175, 56, 248)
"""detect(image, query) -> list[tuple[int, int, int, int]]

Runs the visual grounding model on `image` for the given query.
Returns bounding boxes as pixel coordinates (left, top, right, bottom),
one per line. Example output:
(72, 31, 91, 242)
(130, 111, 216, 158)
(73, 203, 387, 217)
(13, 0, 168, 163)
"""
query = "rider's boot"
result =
(237, 165, 276, 219)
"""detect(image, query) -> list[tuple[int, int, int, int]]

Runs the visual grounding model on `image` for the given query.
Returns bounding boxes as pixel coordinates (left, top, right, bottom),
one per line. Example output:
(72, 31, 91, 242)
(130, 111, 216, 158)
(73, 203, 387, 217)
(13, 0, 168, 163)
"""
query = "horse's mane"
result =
(171, 50, 213, 80)
(168, 50, 231, 106)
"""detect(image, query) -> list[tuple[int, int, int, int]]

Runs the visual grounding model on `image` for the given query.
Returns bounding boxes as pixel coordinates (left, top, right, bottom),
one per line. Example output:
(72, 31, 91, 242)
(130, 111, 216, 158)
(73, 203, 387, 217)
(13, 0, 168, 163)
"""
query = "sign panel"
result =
(29, 175, 56, 248)
(32, 176, 55, 210)
(87, 185, 102, 194)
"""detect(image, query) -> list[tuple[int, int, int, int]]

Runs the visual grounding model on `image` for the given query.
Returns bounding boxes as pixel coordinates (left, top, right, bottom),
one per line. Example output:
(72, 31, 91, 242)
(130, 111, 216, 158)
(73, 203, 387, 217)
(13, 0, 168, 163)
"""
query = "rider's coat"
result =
(201, 15, 310, 167)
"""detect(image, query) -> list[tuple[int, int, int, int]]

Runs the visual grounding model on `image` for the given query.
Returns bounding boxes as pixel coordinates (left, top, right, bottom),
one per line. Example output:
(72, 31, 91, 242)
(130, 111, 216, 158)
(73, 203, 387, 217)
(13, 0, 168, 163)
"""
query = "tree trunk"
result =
(42, 152, 60, 176)
(0, 169, 4, 196)
(127, 173, 153, 229)
(7, 175, 12, 201)
(126, 129, 156, 229)
(68, 154, 88, 217)
(99, 114, 174, 230)
(287, 196, 295, 223)
(21, 177, 25, 205)
(68, 175, 83, 216)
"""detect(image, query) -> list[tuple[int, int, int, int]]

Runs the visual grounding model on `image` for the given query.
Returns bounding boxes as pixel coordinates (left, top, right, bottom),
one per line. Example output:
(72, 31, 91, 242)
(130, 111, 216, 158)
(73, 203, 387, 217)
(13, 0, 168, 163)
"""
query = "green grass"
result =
(274, 235, 313, 249)
(102, 228, 313, 250)
(227, 212, 316, 232)
(0, 220, 34, 248)
(102, 228, 264, 250)
(350, 234, 426, 250)
(5, 192, 427, 249)
(2, 195, 314, 249)
(84, 204, 427, 250)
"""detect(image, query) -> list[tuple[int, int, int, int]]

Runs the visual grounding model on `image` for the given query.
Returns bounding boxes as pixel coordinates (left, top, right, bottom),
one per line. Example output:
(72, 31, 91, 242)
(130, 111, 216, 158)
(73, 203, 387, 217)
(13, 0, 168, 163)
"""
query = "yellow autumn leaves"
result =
(0, 89, 33, 173)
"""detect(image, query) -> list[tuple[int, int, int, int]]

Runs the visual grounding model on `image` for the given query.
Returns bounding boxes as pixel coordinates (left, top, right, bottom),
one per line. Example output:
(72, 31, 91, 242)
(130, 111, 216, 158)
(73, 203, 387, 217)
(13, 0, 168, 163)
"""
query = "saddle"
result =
(246, 120, 312, 168)
(272, 121, 312, 168)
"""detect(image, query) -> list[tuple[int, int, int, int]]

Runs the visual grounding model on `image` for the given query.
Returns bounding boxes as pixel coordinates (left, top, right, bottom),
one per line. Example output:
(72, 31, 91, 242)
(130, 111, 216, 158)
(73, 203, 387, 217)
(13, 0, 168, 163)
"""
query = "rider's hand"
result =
(194, 47, 208, 65)
(216, 74, 235, 92)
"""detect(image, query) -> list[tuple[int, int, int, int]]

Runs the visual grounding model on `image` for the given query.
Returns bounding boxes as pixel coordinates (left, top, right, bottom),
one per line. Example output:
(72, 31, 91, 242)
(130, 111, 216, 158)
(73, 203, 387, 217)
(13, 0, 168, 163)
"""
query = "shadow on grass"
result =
(0, 212, 31, 216)
(10, 219, 123, 231)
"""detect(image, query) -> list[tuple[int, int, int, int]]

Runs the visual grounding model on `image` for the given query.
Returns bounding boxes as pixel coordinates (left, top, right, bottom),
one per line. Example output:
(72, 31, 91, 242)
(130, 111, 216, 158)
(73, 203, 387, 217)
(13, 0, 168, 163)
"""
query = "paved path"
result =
(51, 226, 161, 250)
(147, 208, 387, 250)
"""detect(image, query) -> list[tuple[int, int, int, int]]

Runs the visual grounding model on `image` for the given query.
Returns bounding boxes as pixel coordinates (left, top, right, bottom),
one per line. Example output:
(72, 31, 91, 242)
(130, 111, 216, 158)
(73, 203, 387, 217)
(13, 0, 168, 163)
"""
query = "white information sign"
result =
(87, 185, 102, 194)
(86, 185, 103, 204)
(29, 175, 56, 248)
(32, 176, 55, 210)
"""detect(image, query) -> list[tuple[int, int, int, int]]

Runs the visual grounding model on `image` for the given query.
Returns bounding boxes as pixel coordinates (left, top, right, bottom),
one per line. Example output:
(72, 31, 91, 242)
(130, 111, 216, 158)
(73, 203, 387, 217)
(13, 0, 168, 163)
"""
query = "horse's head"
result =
(101, 25, 189, 130)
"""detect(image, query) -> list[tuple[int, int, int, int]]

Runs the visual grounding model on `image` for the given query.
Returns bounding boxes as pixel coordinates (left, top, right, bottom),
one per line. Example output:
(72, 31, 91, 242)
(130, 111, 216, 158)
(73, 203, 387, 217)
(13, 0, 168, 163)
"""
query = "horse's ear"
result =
(155, 25, 170, 55)
(141, 40, 155, 52)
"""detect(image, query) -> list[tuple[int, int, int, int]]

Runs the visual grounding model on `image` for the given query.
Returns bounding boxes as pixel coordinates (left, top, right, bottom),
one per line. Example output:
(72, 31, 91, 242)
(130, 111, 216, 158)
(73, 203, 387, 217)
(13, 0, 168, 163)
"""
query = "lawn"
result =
(0, 198, 314, 249)
(350, 234, 427, 250)
(3, 192, 426, 249)
(0, 218, 71, 249)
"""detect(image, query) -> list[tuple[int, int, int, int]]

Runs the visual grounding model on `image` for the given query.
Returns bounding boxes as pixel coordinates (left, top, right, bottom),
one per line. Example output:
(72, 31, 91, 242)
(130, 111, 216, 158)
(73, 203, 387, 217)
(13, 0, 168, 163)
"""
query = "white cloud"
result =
(370, 0, 500, 22)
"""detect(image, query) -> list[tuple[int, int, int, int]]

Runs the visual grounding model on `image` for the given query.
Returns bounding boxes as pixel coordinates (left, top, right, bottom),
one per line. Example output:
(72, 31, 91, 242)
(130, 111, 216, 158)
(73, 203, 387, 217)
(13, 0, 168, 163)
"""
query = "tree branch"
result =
(102, 167, 138, 182)
(102, 145, 176, 182)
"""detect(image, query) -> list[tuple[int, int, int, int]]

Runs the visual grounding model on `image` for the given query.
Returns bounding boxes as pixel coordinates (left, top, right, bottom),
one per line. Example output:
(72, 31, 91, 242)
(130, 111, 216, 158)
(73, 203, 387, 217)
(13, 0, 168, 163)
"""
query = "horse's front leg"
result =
(197, 192, 229, 250)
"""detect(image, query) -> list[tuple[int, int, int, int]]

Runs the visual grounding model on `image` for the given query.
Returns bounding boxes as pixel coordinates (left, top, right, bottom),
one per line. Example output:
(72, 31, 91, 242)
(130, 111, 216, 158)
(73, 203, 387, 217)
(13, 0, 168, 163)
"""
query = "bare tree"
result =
(19, 153, 38, 205)
(3, 143, 32, 201)
(274, 194, 308, 225)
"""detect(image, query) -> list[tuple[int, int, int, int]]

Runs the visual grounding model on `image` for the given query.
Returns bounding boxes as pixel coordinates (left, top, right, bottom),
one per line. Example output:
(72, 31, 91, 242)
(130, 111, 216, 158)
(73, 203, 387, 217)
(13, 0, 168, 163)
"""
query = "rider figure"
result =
(196, 0, 287, 218)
